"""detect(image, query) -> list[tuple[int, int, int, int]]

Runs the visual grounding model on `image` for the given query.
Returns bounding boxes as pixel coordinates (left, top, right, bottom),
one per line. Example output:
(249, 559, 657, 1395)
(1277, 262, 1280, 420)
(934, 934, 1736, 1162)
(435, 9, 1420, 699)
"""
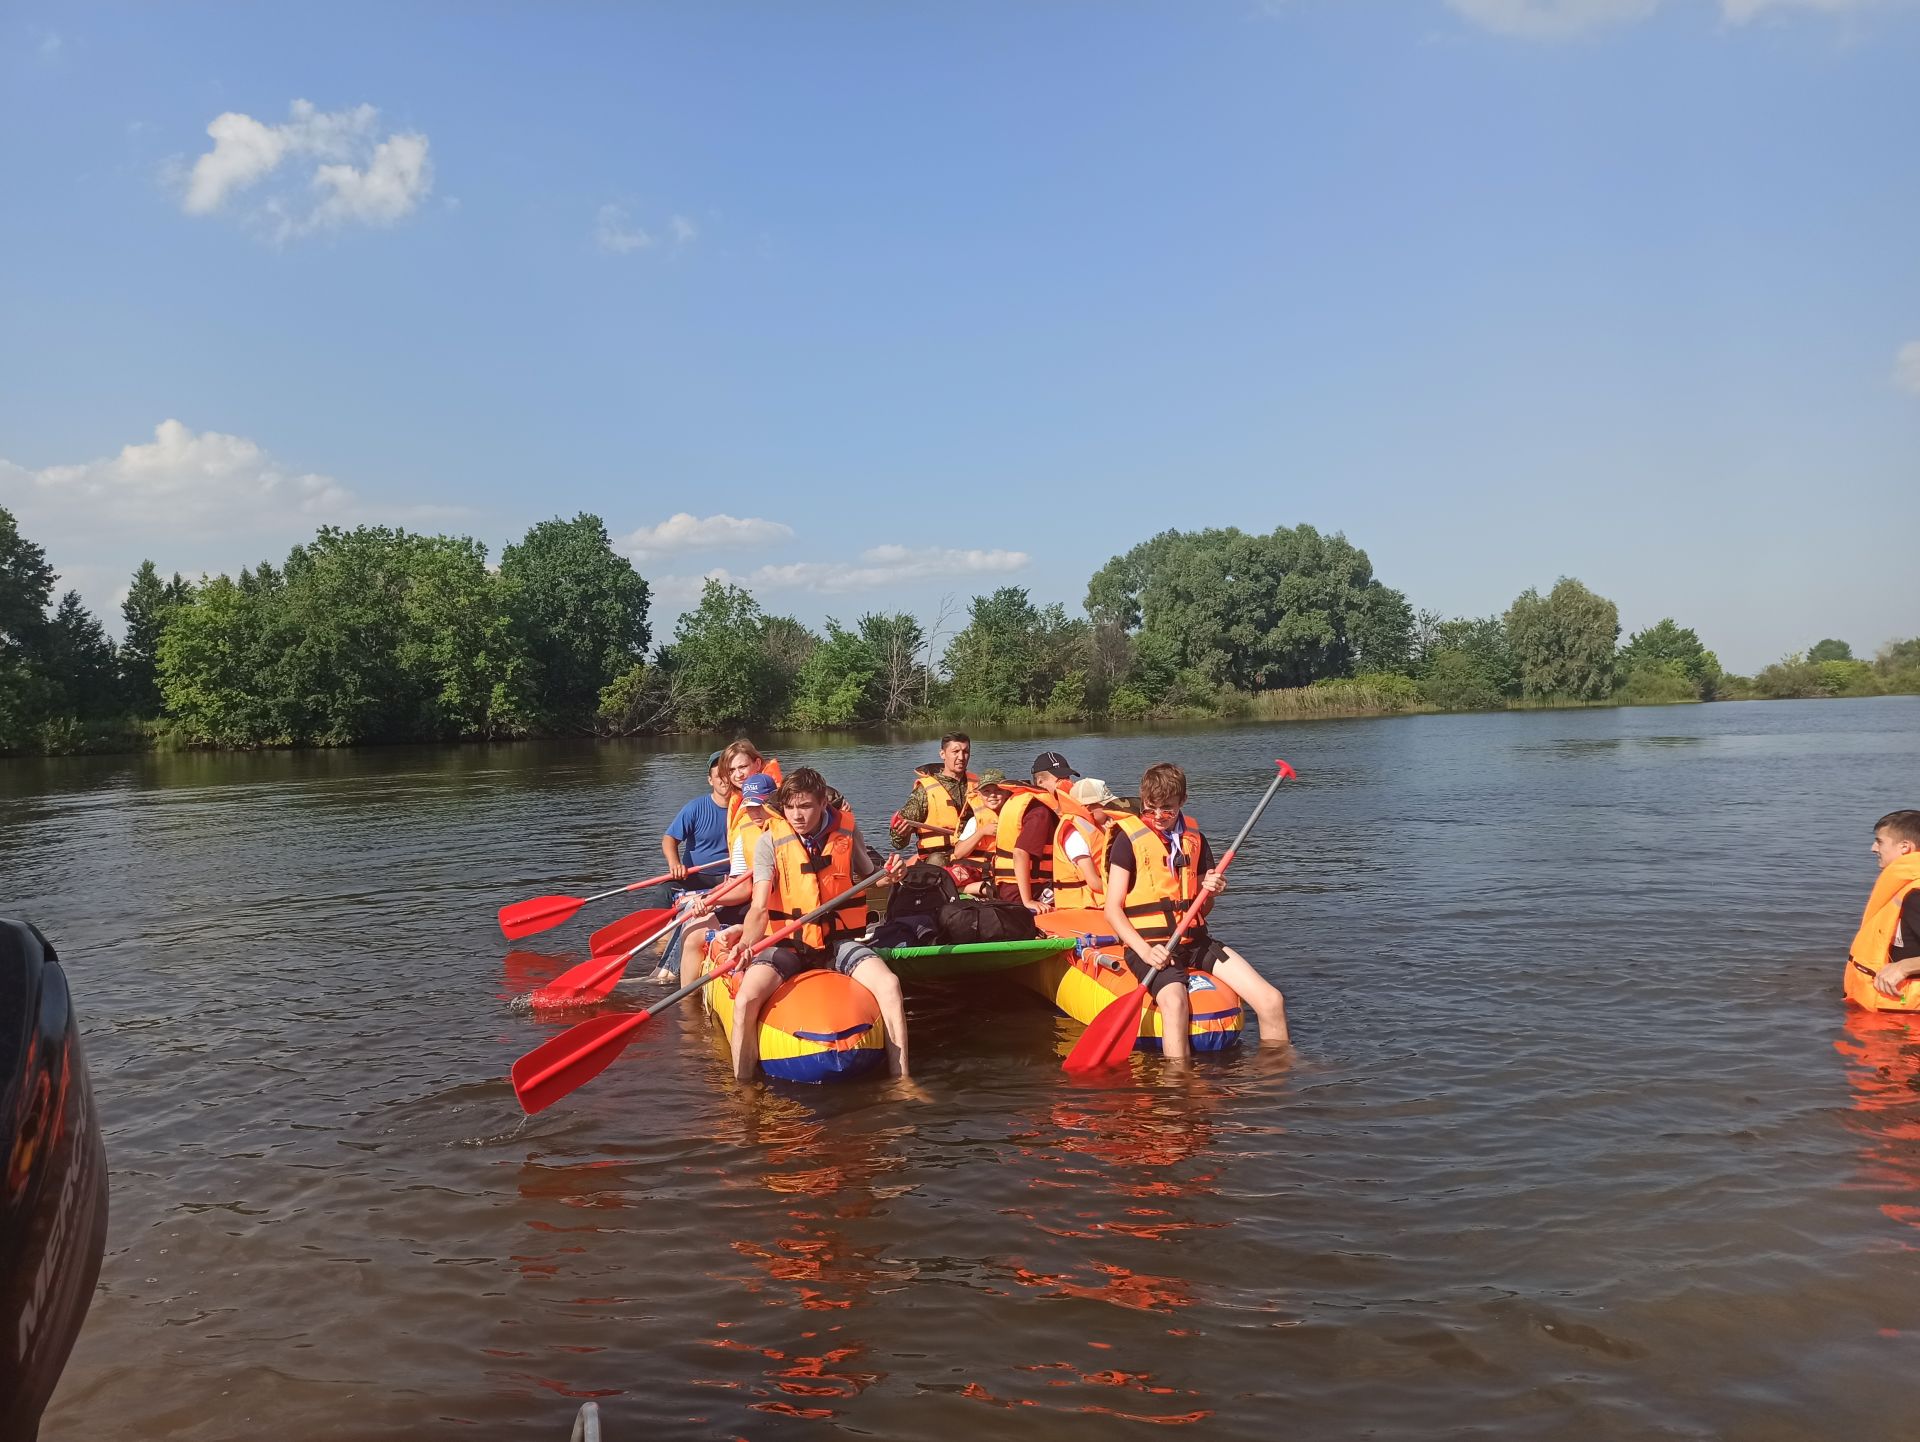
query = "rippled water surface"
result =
(12, 699, 1920, 1440)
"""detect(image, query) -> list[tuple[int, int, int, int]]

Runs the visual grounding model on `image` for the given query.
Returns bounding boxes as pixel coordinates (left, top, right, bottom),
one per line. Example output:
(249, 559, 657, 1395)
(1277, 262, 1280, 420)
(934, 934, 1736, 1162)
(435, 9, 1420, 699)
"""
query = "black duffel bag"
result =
(935, 898, 1041, 945)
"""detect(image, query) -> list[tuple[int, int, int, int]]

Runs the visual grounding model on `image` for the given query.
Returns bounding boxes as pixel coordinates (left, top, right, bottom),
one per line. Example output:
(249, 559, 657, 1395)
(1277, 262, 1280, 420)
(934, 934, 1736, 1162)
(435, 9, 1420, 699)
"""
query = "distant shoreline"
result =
(9, 690, 1917, 763)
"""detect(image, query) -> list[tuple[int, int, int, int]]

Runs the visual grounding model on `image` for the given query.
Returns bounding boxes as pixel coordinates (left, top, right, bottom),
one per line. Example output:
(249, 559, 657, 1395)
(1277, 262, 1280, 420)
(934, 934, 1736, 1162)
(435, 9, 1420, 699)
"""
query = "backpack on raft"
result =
(870, 864, 960, 950)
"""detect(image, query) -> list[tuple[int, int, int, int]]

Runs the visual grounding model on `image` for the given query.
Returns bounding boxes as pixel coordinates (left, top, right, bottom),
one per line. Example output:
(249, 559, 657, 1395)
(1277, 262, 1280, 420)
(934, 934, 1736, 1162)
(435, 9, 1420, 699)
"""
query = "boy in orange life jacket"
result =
(1104, 762, 1291, 1060)
(1865, 810, 1920, 999)
(726, 767, 910, 1080)
(995, 751, 1077, 914)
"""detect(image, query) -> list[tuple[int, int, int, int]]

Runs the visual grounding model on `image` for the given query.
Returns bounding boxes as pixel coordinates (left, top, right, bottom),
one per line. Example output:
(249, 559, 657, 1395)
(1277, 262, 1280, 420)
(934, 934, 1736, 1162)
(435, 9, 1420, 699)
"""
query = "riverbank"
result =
(9, 683, 1920, 759)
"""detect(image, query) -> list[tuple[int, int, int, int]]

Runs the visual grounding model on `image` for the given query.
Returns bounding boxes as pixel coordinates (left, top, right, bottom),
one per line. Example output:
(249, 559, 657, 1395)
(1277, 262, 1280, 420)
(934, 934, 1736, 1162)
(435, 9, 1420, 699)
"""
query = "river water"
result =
(9, 698, 1920, 1441)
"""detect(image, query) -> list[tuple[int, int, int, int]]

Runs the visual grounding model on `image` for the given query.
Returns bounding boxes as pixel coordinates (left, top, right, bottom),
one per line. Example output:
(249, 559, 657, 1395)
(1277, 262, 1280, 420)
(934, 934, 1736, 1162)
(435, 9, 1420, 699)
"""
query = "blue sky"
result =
(1, 0, 1916, 672)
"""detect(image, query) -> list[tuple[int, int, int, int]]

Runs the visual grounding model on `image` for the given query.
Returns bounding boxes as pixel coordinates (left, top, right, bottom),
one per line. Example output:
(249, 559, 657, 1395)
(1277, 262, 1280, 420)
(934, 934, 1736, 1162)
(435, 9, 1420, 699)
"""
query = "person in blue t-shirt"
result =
(652, 751, 733, 975)
(662, 750, 733, 887)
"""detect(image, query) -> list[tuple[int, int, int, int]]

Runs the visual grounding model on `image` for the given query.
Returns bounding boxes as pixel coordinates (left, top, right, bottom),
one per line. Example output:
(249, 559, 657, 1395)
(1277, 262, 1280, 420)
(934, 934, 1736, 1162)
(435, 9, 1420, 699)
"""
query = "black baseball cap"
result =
(1032, 751, 1079, 779)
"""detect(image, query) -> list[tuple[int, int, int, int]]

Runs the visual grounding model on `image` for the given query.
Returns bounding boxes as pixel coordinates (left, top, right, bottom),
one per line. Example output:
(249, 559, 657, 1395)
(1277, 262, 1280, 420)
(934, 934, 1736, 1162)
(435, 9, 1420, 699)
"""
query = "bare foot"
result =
(885, 1075, 932, 1104)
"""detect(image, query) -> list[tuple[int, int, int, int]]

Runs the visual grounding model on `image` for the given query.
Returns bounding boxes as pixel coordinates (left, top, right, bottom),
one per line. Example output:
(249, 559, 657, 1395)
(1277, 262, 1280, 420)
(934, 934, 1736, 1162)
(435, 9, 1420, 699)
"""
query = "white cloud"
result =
(1722, 0, 1889, 17)
(1445, 0, 1659, 36)
(1, 422, 471, 631)
(3, 420, 354, 535)
(1444, 0, 1887, 35)
(309, 132, 432, 231)
(177, 99, 431, 240)
(661, 545, 1030, 598)
(1895, 341, 1920, 395)
(595, 203, 700, 255)
(622, 512, 795, 556)
(594, 203, 653, 254)
(37, 29, 62, 60)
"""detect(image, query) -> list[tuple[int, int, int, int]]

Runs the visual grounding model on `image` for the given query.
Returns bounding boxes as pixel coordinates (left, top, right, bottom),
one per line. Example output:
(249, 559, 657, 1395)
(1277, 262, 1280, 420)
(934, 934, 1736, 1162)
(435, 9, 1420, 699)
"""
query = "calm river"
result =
(10, 698, 1920, 1441)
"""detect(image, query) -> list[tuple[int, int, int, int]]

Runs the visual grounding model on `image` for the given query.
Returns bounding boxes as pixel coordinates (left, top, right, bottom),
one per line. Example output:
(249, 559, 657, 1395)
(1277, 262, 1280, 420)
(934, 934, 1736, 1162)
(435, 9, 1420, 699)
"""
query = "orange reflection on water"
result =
(1836, 1009, 1920, 1237)
(687, 1096, 906, 1423)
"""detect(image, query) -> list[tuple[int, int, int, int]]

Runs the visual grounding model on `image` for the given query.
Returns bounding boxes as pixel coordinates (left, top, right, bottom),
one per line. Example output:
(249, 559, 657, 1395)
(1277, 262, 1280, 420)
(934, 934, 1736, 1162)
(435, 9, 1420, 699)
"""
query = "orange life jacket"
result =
(1109, 812, 1204, 942)
(989, 787, 1057, 890)
(911, 769, 977, 858)
(1844, 854, 1920, 1010)
(766, 804, 867, 950)
(1051, 812, 1113, 910)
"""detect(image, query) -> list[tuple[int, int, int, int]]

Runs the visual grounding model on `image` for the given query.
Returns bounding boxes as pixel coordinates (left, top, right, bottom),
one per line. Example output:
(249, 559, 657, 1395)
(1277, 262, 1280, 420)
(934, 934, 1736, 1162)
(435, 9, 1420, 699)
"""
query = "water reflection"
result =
(698, 1094, 909, 1423)
(1835, 1009, 1920, 1238)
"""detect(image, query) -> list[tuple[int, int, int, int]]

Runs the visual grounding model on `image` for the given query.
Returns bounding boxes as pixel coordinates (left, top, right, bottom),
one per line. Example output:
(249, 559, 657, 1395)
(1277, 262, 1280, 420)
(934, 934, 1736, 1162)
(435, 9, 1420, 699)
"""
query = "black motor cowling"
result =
(1, 918, 109, 1442)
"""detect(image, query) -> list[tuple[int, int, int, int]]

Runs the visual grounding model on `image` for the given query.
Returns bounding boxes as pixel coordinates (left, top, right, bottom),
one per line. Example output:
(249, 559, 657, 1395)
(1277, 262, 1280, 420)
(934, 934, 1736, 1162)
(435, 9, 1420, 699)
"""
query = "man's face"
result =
(783, 791, 826, 836)
(941, 740, 970, 776)
(709, 763, 727, 794)
(1872, 827, 1917, 871)
(728, 754, 759, 789)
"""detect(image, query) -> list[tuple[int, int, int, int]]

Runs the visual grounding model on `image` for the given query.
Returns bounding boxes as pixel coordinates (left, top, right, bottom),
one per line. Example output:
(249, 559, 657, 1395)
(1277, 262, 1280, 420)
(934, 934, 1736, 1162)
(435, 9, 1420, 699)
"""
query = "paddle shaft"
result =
(586, 858, 723, 904)
(513, 859, 898, 1102)
(1162, 760, 1294, 956)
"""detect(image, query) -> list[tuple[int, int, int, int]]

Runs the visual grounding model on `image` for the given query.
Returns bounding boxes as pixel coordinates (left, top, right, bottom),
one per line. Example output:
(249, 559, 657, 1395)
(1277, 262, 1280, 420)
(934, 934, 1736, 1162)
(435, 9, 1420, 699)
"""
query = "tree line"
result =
(1, 503, 1915, 754)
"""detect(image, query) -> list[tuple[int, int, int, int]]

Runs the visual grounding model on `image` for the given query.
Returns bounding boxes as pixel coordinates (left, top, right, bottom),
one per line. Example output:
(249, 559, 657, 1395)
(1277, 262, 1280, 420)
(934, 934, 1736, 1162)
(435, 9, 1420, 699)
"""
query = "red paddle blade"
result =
(511, 1008, 652, 1115)
(588, 907, 677, 958)
(1063, 983, 1147, 1073)
(498, 893, 585, 940)
(529, 951, 627, 1010)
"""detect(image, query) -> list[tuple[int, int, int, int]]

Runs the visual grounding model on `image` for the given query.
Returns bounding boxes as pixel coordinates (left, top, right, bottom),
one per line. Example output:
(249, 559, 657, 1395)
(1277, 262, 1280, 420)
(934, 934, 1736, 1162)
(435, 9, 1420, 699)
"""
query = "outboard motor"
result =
(1, 918, 108, 1441)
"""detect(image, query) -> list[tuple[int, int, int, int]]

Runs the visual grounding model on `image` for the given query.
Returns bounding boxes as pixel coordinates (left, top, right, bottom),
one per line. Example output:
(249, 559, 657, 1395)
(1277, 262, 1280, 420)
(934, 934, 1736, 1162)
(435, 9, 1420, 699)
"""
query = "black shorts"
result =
(748, 938, 881, 984)
(1124, 935, 1230, 991)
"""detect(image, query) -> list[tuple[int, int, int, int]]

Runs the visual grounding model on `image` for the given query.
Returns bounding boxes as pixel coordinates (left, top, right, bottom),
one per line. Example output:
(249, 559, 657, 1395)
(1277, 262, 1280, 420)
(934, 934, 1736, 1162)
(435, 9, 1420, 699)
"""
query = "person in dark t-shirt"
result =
(1104, 762, 1291, 1057)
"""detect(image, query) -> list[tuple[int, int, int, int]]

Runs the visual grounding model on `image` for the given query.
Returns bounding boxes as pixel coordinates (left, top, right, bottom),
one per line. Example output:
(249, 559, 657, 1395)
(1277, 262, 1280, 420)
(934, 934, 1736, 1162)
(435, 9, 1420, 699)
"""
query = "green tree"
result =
(0, 506, 57, 750)
(942, 586, 1089, 717)
(1412, 612, 1514, 708)
(159, 575, 288, 745)
(43, 591, 120, 721)
(1504, 578, 1620, 701)
(160, 527, 533, 746)
(1419, 649, 1507, 710)
(657, 580, 806, 730)
(1617, 618, 1723, 701)
(500, 514, 651, 728)
(393, 532, 532, 739)
(1808, 638, 1853, 663)
(120, 561, 196, 716)
(789, 621, 881, 728)
(857, 611, 927, 723)
(1086, 524, 1410, 691)
(1875, 638, 1920, 694)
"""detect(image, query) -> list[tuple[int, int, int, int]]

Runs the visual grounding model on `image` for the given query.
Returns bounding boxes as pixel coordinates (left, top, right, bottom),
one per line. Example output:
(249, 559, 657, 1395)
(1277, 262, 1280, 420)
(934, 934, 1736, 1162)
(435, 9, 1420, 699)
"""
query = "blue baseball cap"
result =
(707, 749, 725, 769)
(741, 773, 778, 804)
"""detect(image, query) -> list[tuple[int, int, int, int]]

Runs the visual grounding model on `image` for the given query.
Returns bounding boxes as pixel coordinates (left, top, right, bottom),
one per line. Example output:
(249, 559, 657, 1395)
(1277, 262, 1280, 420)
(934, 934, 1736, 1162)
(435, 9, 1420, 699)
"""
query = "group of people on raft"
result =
(650, 733, 1291, 1081)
